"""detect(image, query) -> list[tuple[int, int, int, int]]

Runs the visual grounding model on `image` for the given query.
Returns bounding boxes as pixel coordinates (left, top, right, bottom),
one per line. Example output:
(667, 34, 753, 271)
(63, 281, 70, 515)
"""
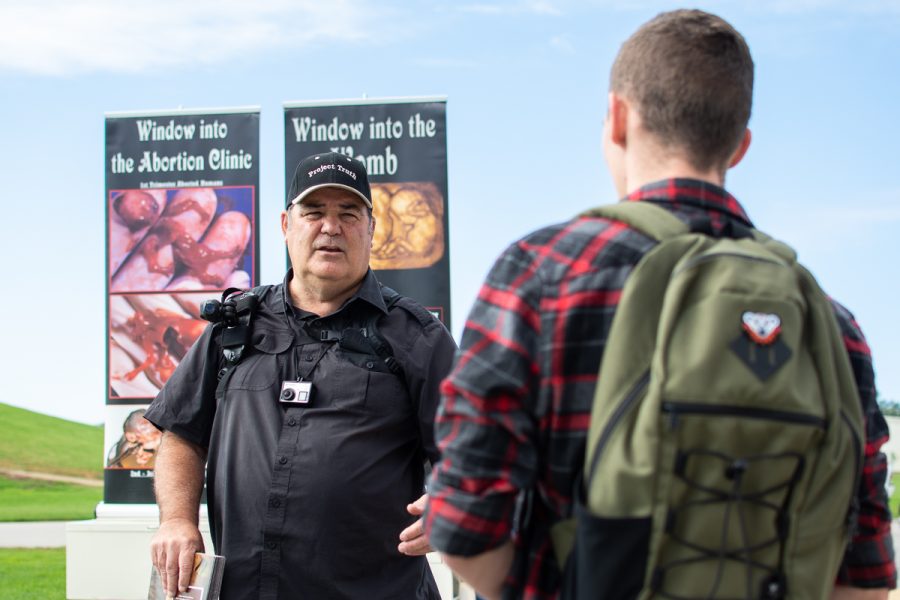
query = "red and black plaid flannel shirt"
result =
(425, 179, 895, 598)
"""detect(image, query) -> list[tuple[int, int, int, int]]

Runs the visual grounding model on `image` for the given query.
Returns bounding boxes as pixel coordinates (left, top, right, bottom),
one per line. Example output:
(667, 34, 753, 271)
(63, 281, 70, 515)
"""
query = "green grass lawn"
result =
(0, 402, 103, 480)
(890, 472, 900, 520)
(0, 475, 101, 522)
(0, 548, 65, 600)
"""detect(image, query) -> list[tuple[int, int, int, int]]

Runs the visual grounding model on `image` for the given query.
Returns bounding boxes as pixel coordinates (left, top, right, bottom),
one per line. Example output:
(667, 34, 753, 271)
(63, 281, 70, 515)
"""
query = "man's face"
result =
(282, 187, 374, 289)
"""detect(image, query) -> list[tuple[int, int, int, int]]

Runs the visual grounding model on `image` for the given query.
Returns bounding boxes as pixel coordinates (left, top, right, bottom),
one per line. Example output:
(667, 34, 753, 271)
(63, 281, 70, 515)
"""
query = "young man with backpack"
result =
(424, 9, 894, 600)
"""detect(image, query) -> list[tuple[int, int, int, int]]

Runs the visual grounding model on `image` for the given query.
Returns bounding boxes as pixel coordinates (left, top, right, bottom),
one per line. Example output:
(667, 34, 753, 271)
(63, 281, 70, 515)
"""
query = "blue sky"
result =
(1, 0, 898, 426)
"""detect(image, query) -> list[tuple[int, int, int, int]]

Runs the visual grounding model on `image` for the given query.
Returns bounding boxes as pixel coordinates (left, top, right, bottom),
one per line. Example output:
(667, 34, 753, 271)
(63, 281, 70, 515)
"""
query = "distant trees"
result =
(877, 396, 900, 417)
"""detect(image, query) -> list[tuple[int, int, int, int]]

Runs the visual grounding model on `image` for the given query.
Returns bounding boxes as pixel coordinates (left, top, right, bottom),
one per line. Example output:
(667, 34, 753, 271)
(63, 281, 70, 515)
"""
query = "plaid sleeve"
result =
(424, 240, 544, 556)
(833, 301, 896, 589)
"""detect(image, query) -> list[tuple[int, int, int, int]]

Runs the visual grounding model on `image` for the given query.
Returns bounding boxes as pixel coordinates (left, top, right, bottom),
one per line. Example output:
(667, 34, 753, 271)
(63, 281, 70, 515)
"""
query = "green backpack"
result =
(552, 201, 863, 600)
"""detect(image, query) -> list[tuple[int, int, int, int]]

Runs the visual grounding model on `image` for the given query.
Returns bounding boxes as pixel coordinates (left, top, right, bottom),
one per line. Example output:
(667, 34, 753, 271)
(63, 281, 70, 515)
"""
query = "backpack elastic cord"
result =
(651, 449, 803, 600)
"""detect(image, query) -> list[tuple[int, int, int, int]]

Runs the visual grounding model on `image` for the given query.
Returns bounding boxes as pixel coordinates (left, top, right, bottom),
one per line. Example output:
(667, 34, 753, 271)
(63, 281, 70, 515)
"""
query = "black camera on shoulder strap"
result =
(200, 287, 258, 328)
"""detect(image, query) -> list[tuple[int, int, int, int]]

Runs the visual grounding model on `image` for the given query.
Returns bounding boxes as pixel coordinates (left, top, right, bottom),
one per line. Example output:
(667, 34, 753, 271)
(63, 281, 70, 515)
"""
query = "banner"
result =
(104, 108, 260, 503)
(284, 97, 451, 328)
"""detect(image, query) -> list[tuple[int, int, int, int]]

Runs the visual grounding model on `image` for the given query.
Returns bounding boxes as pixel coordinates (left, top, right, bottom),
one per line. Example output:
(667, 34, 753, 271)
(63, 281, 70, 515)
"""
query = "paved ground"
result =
(2, 519, 900, 597)
(0, 468, 102, 487)
(0, 521, 67, 548)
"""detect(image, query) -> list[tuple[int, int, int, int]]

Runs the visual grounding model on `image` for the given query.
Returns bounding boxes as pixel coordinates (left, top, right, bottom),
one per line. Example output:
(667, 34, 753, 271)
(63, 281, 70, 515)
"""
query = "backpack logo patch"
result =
(741, 311, 781, 345)
(731, 311, 792, 381)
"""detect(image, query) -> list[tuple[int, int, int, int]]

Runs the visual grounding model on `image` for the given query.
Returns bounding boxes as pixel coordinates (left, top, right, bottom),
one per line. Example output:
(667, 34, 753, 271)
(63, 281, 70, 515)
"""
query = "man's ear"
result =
(607, 92, 629, 149)
(281, 209, 290, 237)
(728, 128, 752, 169)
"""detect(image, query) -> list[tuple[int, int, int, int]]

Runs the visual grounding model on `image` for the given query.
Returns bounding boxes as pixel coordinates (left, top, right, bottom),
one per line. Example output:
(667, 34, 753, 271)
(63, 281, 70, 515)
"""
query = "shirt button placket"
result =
(259, 404, 304, 600)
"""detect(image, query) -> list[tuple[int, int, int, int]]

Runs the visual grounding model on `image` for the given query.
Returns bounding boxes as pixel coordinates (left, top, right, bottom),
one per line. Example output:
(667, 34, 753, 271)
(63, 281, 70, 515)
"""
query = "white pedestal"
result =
(66, 503, 205, 600)
(66, 503, 463, 599)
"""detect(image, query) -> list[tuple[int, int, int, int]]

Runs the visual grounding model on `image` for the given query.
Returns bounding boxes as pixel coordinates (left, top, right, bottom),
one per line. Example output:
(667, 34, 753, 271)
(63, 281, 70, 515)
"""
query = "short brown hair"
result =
(610, 9, 754, 172)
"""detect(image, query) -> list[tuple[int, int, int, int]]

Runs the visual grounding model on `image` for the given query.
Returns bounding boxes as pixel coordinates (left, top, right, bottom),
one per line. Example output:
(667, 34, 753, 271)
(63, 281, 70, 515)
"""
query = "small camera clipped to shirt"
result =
(280, 380, 313, 405)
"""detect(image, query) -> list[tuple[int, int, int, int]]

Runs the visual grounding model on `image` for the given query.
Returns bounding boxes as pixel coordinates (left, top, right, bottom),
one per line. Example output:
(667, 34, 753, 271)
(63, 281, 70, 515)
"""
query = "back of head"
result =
(611, 9, 754, 172)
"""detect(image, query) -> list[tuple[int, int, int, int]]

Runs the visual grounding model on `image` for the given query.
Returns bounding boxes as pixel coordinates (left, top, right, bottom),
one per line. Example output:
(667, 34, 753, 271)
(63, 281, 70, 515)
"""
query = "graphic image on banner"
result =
(105, 108, 260, 503)
(284, 97, 451, 329)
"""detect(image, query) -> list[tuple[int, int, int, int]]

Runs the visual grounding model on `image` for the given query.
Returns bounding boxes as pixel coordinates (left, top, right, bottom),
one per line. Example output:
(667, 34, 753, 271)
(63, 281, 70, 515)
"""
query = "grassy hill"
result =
(0, 402, 103, 480)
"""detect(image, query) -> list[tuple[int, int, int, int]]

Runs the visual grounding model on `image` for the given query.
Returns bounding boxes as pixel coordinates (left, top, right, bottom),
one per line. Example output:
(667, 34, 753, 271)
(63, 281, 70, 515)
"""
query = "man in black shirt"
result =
(146, 152, 457, 599)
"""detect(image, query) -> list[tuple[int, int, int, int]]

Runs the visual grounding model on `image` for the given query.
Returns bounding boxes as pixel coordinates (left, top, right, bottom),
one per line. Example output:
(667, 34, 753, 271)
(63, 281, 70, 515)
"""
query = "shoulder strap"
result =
(750, 229, 798, 265)
(214, 285, 269, 399)
(369, 286, 405, 375)
(581, 201, 688, 242)
(583, 201, 799, 265)
(365, 285, 438, 376)
(340, 285, 407, 376)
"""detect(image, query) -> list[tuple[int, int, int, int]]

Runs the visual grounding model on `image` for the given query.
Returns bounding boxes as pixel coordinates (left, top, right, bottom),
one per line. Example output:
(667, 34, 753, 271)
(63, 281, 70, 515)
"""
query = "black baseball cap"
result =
(286, 151, 372, 209)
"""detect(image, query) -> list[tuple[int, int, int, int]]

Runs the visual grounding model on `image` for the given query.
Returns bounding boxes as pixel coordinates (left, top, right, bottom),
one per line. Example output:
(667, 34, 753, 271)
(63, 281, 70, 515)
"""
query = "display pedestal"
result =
(66, 503, 195, 600)
(66, 503, 465, 599)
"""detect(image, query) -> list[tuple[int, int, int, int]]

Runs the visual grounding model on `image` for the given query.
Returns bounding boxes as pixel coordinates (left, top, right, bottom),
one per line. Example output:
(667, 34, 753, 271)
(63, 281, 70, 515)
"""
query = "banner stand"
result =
(70, 106, 261, 600)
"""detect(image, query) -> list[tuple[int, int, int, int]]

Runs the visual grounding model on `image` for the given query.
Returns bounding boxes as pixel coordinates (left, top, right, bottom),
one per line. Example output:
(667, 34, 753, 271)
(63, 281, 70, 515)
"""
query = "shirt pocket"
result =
(328, 353, 408, 413)
(226, 328, 294, 391)
(365, 367, 409, 413)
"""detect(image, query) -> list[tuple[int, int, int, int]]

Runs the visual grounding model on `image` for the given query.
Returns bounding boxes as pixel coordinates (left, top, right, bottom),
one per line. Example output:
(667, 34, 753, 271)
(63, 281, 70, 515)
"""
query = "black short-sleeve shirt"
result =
(145, 270, 457, 600)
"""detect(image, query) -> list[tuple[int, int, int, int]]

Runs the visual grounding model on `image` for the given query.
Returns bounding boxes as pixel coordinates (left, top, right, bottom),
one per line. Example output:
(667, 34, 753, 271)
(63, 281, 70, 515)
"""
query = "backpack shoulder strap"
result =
(749, 229, 798, 265)
(581, 201, 689, 242)
(385, 289, 437, 330)
(213, 285, 269, 399)
(366, 285, 439, 377)
(585, 201, 801, 267)
(356, 285, 408, 377)
(380, 284, 403, 311)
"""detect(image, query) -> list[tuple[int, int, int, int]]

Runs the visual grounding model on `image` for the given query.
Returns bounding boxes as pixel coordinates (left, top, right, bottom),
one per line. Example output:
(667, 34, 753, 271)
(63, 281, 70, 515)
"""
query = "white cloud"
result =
(576, 0, 900, 16)
(549, 34, 576, 54)
(457, 1, 562, 16)
(458, 3, 505, 14)
(760, 0, 900, 15)
(411, 57, 482, 69)
(809, 205, 900, 228)
(526, 0, 563, 15)
(763, 199, 900, 255)
(0, 0, 383, 75)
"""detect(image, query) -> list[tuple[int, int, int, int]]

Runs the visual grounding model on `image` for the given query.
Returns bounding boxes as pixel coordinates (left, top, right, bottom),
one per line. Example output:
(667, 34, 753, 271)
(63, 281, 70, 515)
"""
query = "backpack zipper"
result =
(587, 370, 651, 481)
(660, 401, 826, 429)
(674, 251, 784, 277)
(840, 408, 863, 544)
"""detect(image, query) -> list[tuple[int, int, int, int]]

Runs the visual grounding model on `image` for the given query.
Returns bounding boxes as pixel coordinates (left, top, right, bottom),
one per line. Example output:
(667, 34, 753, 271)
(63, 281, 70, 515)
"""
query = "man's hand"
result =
(442, 541, 514, 600)
(398, 493, 432, 556)
(151, 517, 205, 597)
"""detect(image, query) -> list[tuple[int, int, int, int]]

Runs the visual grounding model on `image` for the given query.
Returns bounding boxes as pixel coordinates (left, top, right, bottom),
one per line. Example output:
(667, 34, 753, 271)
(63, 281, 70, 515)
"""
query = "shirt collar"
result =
(280, 268, 388, 319)
(624, 178, 754, 227)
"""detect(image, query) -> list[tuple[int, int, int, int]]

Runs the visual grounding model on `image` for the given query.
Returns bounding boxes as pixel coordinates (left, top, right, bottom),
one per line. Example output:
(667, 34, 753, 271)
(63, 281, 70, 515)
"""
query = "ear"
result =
(728, 128, 752, 169)
(281, 209, 290, 237)
(607, 92, 629, 149)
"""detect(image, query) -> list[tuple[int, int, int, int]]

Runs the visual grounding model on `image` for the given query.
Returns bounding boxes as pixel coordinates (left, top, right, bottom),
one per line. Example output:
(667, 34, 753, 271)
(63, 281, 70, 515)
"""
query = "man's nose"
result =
(320, 214, 342, 235)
